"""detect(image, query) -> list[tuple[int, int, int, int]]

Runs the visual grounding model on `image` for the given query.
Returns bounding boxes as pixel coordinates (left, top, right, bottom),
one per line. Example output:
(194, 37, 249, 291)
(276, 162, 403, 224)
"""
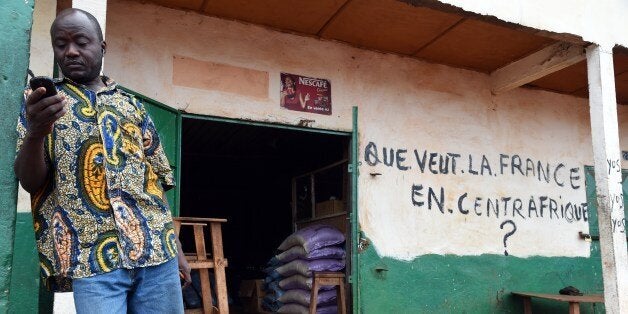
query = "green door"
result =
(120, 87, 181, 216)
(350, 106, 360, 314)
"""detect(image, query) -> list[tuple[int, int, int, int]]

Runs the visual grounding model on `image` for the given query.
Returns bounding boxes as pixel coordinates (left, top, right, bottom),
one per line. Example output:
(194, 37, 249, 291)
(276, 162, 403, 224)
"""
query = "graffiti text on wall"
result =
(364, 141, 589, 255)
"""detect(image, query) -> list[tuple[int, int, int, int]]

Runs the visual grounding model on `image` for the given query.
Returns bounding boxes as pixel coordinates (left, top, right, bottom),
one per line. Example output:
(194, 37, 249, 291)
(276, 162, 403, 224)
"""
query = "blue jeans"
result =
(73, 258, 184, 314)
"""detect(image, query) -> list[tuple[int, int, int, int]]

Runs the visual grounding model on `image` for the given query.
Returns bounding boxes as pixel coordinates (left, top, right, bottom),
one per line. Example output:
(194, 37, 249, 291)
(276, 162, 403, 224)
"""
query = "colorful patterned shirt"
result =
(16, 77, 178, 289)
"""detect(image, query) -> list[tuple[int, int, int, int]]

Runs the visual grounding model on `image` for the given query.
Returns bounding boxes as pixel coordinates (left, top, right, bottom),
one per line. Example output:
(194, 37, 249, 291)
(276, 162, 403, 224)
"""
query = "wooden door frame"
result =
(181, 110, 360, 313)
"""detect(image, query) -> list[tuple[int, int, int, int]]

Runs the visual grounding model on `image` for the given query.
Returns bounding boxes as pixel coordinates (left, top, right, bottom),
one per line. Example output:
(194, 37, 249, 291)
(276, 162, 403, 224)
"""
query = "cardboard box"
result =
(239, 279, 266, 313)
(315, 200, 345, 217)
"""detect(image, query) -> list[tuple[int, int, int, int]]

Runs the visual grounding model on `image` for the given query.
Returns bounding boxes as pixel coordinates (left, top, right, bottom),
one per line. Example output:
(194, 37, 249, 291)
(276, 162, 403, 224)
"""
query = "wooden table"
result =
(309, 272, 346, 314)
(512, 291, 604, 314)
(174, 217, 229, 314)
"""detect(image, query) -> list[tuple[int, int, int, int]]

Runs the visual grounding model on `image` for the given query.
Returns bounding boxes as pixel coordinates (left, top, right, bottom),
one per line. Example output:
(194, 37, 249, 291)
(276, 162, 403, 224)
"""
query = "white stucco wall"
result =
(105, 1, 353, 130)
(28, 0, 55, 78)
(101, 0, 628, 260)
(435, 0, 628, 48)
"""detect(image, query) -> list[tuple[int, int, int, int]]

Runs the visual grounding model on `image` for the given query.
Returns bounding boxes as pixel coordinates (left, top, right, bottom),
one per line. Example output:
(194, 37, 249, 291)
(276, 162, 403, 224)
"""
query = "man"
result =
(14, 8, 190, 313)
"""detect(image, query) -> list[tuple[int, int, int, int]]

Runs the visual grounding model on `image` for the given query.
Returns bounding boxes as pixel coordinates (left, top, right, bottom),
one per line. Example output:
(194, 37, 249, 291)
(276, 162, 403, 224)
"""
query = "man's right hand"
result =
(25, 87, 66, 139)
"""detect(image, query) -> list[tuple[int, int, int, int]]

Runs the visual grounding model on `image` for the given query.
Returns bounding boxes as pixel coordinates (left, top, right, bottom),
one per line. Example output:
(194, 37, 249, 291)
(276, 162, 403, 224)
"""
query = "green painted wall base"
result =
(358, 245, 604, 313)
(356, 167, 621, 313)
(9, 213, 40, 314)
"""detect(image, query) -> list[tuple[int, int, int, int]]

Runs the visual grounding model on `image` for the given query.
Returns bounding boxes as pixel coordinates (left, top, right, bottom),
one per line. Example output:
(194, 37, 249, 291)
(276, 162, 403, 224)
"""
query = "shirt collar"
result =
(62, 75, 117, 94)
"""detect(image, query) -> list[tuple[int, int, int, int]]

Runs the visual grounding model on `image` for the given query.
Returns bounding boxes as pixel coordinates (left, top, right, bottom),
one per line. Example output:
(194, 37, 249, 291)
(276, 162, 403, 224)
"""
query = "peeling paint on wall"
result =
(172, 55, 269, 99)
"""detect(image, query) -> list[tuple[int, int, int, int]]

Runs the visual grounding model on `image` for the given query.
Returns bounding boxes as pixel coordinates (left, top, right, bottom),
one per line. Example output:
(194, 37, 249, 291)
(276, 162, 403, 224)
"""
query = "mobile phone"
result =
(29, 76, 57, 98)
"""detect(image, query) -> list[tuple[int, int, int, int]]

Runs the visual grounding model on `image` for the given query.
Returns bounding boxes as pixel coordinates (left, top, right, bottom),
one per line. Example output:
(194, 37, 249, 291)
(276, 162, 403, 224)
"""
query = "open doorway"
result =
(179, 116, 351, 312)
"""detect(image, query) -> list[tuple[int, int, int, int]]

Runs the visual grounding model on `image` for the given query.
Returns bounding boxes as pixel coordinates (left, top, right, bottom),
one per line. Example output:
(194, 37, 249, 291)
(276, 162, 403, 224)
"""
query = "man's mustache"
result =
(64, 60, 84, 66)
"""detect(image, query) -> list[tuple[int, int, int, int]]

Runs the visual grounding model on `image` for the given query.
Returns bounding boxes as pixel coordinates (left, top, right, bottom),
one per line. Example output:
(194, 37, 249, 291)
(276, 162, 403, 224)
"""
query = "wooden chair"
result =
(174, 217, 229, 314)
(309, 272, 346, 314)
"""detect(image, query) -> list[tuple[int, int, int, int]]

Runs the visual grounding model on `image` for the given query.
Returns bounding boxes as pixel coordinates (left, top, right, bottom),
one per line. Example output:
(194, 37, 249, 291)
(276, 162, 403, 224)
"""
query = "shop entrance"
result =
(179, 116, 352, 312)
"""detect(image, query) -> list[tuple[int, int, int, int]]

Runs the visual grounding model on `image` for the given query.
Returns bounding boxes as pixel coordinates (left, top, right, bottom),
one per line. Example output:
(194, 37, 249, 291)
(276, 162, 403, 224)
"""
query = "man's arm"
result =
(139, 104, 191, 286)
(14, 88, 66, 193)
(280, 90, 287, 107)
(176, 236, 192, 287)
(161, 192, 191, 287)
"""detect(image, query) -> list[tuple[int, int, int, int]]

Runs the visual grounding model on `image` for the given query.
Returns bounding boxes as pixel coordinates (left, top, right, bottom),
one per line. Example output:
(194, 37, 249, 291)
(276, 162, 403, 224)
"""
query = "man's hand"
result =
(25, 87, 66, 139)
(176, 236, 192, 288)
(15, 87, 66, 193)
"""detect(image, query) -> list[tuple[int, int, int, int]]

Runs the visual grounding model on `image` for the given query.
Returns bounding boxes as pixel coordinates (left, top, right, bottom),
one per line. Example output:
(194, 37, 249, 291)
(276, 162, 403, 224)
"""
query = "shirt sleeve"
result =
(16, 90, 29, 155)
(139, 100, 176, 190)
(16, 89, 53, 198)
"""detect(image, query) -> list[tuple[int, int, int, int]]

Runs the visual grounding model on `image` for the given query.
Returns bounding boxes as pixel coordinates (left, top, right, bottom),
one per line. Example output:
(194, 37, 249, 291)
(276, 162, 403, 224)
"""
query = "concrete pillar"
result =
(586, 44, 628, 314)
(8, 2, 60, 313)
(68, 0, 107, 40)
(0, 0, 34, 312)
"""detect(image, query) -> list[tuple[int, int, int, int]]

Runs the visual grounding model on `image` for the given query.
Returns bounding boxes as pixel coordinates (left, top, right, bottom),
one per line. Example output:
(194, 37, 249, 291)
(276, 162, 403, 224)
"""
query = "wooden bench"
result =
(512, 291, 604, 314)
(174, 217, 229, 314)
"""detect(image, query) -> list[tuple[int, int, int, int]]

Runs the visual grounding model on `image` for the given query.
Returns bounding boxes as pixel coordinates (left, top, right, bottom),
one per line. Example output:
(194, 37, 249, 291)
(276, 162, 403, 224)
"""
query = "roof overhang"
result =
(139, 0, 628, 103)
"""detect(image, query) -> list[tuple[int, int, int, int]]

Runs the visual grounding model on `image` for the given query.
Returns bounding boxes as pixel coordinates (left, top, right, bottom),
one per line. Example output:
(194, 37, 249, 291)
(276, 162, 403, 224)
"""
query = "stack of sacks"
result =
(261, 258, 285, 312)
(272, 225, 346, 314)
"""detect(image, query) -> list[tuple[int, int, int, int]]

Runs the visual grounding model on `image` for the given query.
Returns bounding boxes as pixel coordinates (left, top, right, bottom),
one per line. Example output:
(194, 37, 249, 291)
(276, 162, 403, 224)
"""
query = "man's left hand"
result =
(176, 237, 192, 288)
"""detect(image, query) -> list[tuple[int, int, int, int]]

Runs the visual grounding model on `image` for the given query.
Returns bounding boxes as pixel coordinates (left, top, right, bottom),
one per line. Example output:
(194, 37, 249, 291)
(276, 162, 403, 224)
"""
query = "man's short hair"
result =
(51, 8, 103, 42)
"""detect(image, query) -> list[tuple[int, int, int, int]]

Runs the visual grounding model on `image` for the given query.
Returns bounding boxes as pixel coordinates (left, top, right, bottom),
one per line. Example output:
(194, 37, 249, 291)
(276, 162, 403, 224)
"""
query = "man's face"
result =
(51, 12, 105, 83)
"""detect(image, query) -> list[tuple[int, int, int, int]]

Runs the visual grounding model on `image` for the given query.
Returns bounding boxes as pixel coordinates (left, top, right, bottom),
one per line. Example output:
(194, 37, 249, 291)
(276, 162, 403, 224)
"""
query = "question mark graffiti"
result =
(499, 220, 517, 256)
